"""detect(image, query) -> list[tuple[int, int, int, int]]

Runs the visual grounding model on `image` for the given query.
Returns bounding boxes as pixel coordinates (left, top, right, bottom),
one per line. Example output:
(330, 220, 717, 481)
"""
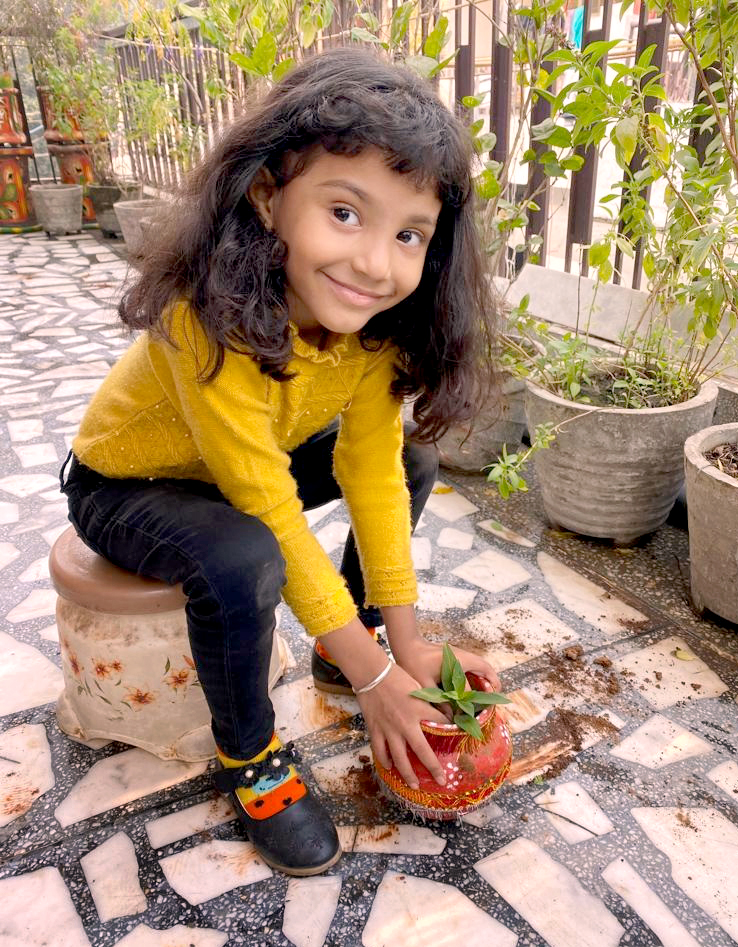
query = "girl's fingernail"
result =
(409, 781, 419, 790)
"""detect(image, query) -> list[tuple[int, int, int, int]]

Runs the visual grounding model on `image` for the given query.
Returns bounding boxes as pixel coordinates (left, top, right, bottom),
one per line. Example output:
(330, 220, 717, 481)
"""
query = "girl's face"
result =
(251, 147, 441, 345)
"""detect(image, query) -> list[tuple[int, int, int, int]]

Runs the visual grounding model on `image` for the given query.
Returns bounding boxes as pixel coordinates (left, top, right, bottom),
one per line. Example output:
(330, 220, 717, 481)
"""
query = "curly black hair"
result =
(119, 46, 499, 440)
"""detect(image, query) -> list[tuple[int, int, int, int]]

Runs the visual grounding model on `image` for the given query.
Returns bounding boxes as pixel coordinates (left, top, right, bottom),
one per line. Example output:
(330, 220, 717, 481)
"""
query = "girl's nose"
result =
(352, 237, 392, 284)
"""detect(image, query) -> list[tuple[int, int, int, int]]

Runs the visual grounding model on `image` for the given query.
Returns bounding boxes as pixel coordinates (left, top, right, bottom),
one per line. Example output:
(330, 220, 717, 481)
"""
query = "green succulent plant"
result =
(410, 643, 511, 741)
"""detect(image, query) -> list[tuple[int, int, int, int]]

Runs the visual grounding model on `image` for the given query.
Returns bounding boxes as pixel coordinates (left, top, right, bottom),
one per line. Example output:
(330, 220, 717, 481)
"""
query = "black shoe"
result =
(311, 644, 354, 696)
(214, 743, 341, 876)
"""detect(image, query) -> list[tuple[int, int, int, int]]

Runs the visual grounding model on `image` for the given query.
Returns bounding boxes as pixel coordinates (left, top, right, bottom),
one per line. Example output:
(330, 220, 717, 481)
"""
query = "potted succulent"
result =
(483, 0, 736, 544)
(373, 645, 512, 820)
(684, 424, 738, 624)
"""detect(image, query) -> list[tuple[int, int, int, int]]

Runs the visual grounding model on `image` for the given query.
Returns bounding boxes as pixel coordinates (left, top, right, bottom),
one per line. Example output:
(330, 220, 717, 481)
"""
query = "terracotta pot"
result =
(374, 675, 512, 819)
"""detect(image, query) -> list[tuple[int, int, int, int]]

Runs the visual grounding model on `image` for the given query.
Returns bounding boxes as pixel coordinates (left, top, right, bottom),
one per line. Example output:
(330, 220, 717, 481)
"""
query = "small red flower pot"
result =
(373, 676, 513, 820)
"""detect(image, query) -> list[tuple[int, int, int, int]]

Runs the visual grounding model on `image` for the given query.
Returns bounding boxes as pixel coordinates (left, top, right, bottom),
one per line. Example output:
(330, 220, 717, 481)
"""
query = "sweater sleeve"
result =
(151, 306, 358, 636)
(332, 345, 417, 608)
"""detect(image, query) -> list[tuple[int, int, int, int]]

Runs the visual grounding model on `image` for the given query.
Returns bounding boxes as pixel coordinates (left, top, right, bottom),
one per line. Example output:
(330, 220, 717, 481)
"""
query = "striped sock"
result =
(217, 734, 306, 820)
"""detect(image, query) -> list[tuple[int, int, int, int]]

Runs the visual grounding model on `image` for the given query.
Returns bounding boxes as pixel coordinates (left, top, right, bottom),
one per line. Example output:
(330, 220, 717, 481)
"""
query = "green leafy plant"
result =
(410, 644, 511, 741)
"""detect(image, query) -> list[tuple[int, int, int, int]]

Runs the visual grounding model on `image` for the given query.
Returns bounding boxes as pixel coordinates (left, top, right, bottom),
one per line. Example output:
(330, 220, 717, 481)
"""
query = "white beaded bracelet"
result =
(352, 657, 395, 695)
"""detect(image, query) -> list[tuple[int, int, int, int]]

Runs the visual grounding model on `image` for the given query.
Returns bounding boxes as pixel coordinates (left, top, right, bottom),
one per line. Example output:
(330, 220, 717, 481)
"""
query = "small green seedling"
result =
(410, 643, 511, 741)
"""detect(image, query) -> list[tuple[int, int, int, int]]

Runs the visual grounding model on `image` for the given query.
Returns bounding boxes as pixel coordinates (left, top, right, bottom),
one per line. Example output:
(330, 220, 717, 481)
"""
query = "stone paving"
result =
(0, 230, 737, 947)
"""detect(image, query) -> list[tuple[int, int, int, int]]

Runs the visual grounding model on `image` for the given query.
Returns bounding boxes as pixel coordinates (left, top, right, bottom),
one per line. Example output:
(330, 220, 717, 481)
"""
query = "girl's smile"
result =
(250, 148, 441, 345)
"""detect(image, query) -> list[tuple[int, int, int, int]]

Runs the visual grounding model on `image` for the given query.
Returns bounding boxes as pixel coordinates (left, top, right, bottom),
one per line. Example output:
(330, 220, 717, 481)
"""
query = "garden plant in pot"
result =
(373, 645, 512, 820)
(684, 424, 738, 625)
(40, 26, 141, 236)
(484, 0, 737, 545)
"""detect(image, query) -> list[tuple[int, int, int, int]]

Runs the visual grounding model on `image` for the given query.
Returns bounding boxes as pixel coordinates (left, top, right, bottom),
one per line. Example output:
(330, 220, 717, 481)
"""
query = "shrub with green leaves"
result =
(410, 643, 511, 741)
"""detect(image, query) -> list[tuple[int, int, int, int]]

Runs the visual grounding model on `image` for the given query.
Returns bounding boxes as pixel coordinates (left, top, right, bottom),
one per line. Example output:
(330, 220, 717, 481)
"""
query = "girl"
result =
(60, 47, 500, 876)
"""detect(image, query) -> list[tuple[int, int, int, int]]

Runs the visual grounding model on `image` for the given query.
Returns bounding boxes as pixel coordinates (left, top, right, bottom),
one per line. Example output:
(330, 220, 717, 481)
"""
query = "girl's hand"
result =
(354, 662, 450, 789)
(391, 636, 502, 694)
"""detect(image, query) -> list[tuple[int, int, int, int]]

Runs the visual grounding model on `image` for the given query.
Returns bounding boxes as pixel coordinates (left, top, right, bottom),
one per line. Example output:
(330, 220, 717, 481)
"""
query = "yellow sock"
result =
(217, 734, 306, 820)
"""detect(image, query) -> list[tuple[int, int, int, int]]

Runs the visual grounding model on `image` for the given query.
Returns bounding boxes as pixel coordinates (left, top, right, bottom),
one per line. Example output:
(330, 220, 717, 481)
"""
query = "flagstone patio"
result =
(0, 230, 737, 947)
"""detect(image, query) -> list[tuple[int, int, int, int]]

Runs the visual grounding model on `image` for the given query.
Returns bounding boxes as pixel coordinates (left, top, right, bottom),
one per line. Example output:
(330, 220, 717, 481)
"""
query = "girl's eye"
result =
(397, 230, 425, 248)
(332, 207, 359, 225)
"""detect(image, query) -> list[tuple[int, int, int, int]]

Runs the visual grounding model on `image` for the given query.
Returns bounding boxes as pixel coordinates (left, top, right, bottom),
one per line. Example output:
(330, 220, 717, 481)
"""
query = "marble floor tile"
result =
(437, 526, 474, 549)
(533, 780, 615, 843)
(0, 631, 63, 716)
(0, 541, 21, 571)
(51, 378, 104, 399)
(614, 637, 728, 710)
(411, 535, 432, 570)
(416, 581, 477, 612)
(55, 748, 208, 827)
(80, 831, 148, 922)
(460, 799, 503, 826)
(611, 714, 713, 769)
(6, 418, 44, 441)
(706, 760, 738, 800)
(145, 796, 236, 849)
(451, 548, 531, 594)
(270, 675, 358, 743)
(602, 857, 702, 947)
(477, 517, 536, 547)
(18, 556, 51, 582)
(0, 500, 19, 524)
(461, 597, 578, 670)
(158, 839, 272, 905)
(363, 871, 518, 947)
(633, 806, 738, 942)
(113, 924, 228, 947)
(424, 483, 479, 521)
(12, 442, 59, 468)
(310, 744, 371, 795)
(337, 823, 446, 855)
(283, 876, 342, 947)
(6, 587, 58, 623)
(0, 866, 91, 947)
(476, 837, 624, 947)
(0, 723, 55, 827)
(538, 551, 650, 635)
(0, 472, 59, 497)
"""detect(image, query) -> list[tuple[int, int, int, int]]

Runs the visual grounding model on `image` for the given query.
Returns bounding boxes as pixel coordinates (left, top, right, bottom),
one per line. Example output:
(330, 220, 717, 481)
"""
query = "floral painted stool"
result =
(50, 526, 287, 762)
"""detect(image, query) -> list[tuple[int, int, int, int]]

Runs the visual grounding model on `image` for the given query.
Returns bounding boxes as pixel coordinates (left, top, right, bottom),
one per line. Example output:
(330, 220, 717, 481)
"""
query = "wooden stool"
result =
(50, 526, 287, 761)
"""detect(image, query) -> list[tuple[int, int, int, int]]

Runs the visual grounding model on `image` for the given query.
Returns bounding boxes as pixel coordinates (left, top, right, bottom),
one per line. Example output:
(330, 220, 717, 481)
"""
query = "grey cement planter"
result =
(438, 374, 526, 473)
(29, 184, 83, 236)
(113, 198, 166, 254)
(89, 183, 140, 237)
(685, 423, 738, 624)
(525, 379, 718, 544)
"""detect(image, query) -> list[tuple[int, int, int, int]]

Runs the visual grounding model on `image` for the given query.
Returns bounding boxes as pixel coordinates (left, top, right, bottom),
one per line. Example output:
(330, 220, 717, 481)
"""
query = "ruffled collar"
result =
(288, 321, 352, 366)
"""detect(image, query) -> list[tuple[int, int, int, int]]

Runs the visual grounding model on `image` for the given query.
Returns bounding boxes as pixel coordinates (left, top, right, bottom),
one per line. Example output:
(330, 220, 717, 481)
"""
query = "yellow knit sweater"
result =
(73, 302, 416, 636)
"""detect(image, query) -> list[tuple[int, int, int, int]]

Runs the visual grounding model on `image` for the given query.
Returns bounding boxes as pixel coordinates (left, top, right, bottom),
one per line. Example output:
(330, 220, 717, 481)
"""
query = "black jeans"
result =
(60, 423, 438, 758)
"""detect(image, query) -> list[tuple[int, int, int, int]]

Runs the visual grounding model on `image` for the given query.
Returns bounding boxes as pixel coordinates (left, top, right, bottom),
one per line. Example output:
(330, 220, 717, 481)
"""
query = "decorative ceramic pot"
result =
(374, 677, 512, 819)
(684, 423, 738, 625)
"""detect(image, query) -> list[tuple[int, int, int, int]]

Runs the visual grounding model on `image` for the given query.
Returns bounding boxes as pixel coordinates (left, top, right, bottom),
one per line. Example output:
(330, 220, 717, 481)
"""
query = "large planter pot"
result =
(685, 423, 738, 624)
(29, 183, 83, 236)
(438, 373, 527, 473)
(89, 183, 141, 237)
(525, 379, 718, 544)
(113, 198, 167, 254)
(374, 680, 512, 820)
